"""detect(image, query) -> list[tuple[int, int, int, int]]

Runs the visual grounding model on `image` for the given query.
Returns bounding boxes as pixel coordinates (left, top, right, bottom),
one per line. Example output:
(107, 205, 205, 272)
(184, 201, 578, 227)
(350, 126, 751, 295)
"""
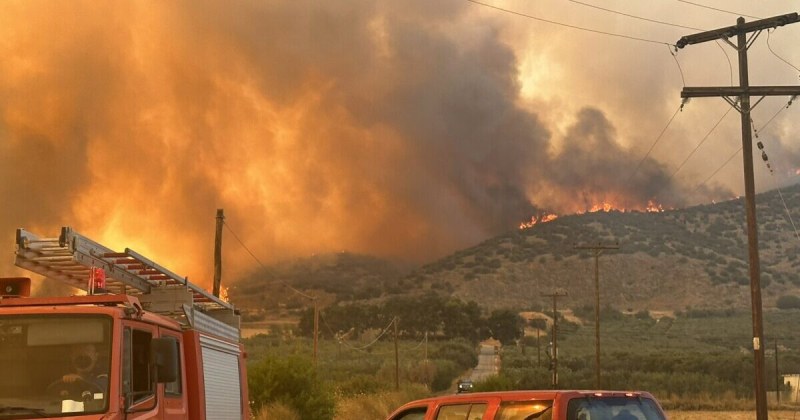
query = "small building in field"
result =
(780, 374, 800, 402)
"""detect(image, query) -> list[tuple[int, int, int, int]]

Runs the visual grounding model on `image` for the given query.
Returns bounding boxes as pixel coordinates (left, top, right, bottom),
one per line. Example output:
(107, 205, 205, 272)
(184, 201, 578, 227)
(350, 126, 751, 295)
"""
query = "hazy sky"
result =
(1, 1, 798, 288)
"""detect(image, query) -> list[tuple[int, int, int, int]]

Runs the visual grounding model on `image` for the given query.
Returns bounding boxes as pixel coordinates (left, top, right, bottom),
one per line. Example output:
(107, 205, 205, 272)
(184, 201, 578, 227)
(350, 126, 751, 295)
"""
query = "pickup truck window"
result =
(0, 314, 111, 417)
(436, 403, 488, 420)
(496, 400, 553, 420)
(566, 397, 666, 420)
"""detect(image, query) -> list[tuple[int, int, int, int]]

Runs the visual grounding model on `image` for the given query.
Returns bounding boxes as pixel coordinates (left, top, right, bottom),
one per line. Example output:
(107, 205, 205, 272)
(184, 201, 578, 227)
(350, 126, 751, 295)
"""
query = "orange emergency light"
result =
(0, 277, 31, 297)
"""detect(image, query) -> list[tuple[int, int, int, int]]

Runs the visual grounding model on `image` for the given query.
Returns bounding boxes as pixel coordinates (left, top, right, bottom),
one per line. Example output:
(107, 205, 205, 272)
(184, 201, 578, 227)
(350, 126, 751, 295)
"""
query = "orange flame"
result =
(520, 199, 669, 229)
(585, 202, 614, 213)
(519, 213, 559, 229)
(645, 200, 664, 213)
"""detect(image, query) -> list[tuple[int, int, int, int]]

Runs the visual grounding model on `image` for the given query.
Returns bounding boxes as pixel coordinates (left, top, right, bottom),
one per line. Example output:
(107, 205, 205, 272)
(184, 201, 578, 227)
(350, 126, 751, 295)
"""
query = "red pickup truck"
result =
(385, 390, 667, 420)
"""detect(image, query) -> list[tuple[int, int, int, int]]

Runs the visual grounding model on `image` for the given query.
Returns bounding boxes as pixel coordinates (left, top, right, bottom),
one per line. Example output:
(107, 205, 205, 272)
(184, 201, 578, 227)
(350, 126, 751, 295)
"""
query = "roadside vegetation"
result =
(244, 302, 800, 418)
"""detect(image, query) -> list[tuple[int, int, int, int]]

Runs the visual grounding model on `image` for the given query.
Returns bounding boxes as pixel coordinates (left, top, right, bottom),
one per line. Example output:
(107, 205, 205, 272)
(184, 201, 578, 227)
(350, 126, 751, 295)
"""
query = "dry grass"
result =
(334, 385, 429, 420)
(253, 401, 301, 420)
(253, 385, 430, 420)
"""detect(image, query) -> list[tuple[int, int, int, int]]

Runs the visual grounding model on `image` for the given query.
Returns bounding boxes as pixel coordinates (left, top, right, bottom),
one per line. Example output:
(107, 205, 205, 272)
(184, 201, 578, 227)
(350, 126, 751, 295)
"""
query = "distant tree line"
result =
(297, 293, 524, 345)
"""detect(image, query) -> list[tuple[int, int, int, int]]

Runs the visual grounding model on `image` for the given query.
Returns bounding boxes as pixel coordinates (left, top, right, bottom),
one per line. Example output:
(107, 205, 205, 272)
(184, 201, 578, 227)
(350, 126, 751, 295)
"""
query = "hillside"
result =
(230, 253, 413, 319)
(229, 183, 800, 315)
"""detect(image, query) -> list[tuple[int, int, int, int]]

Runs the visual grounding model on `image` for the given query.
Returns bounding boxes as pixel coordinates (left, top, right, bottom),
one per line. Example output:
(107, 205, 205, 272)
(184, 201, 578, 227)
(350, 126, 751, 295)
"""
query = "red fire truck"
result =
(0, 227, 249, 419)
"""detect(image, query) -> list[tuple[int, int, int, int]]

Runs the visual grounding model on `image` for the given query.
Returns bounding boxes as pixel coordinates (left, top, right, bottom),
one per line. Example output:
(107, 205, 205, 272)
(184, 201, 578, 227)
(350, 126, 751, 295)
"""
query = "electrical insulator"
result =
(757, 141, 764, 149)
(761, 151, 768, 161)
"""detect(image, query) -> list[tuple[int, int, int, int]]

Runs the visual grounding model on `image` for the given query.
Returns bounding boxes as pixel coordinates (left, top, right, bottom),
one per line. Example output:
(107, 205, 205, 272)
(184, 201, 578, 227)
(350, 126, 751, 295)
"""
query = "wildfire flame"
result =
(645, 200, 664, 213)
(519, 199, 667, 230)
(585, 202, 614, 213)
(519, 213, 558, 229)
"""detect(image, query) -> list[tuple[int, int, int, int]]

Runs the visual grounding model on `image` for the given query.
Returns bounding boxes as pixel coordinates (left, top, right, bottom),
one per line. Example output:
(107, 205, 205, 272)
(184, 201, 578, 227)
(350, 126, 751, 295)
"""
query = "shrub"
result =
(473, 374, 515, 392)
(777, 295, 800, 310)
(430, 360, 460, 392)
(431, 342, 478, 371)
(248, 354, 335, 420)
(335, 374, 386, 397)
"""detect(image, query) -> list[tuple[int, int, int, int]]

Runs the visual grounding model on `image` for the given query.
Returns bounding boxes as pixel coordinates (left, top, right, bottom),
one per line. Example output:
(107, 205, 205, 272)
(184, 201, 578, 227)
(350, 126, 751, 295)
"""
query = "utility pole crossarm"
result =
(574, 243, 619, 251)
(676, 12, 798, 48)
(682, 86, 800, 98)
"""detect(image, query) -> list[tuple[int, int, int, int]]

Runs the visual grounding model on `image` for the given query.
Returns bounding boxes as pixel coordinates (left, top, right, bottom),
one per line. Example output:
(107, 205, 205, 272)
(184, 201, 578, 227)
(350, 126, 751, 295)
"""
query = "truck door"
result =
(122, 322, 160, 419)
(159, 328, 187, 420)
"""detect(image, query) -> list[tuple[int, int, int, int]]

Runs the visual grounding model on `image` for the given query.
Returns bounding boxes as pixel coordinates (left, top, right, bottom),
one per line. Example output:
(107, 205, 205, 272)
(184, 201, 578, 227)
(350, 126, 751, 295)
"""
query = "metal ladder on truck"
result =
(14, 226, 240, 341)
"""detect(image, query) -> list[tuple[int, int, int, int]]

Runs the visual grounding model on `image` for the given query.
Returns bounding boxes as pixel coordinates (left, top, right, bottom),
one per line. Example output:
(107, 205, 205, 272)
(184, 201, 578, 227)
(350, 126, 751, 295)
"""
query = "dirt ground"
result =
(667, 411, 800, 419)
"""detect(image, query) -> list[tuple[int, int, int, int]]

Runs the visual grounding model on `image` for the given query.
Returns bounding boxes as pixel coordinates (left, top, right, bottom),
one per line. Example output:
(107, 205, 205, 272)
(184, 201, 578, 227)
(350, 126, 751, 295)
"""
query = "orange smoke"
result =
(0, 1, 513, 287)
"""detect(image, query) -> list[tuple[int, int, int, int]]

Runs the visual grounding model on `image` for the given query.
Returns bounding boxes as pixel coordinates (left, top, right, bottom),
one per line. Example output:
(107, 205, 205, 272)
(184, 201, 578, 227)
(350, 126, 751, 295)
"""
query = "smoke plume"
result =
(4, 0, 794, 287)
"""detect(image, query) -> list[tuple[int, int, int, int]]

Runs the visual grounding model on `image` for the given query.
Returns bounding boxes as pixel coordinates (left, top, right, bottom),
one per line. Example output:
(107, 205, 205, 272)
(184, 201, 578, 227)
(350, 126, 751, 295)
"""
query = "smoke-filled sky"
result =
(1, 0, 798, 288)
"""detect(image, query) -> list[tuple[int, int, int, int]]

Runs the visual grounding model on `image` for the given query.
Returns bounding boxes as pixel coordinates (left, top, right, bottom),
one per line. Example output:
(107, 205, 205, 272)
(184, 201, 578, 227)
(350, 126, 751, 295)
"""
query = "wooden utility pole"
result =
(537, 328, 541, 367)
(313, 299, 319, 365)
(394, 317, 400, 390)
(574, 242, 619, 388)
(213, 209, 224, 297)
(542, 290, 567, 388)
(776, 339, 781, 405)
(676, 13, 800, 420)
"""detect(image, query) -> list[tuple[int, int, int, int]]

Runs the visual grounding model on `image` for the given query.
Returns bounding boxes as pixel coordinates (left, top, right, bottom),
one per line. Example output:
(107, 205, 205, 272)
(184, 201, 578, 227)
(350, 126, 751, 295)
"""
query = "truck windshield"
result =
(0, 315, 112, 418)
(567, 396, 666, 420)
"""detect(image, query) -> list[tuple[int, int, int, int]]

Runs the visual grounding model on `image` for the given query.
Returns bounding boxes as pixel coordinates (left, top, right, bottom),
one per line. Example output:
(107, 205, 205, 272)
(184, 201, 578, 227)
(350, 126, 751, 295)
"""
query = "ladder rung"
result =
(28, 256, 75, 262)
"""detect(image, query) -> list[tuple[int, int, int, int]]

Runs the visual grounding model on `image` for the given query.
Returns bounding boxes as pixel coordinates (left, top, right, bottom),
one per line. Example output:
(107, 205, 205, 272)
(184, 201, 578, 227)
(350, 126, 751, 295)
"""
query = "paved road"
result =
(469, 343, 500, 382)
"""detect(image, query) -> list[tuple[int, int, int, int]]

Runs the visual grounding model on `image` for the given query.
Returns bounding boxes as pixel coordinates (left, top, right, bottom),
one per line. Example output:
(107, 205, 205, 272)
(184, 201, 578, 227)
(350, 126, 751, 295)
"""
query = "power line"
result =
(223, 220, 316, 300)
(466, 0, 674, 46)
(767, 29, 800, 75)
(223, 221, 268, 270)
(675, 0, 761, 20)
(670, 105, 734, 179)
(753, 100, 793, 140)
(715, 41, 734, 86)
(321, 314, 396, 351)
(568, 0, 704, 31)
(562, 0, 742, 88)
(697, 99, 793, 188)
(775, 186, 800, 241)
(669, 45, 686, 87)
(751, 100, 800, 241)
(696, 147, 740, 188)
(628, 103, 683, 183)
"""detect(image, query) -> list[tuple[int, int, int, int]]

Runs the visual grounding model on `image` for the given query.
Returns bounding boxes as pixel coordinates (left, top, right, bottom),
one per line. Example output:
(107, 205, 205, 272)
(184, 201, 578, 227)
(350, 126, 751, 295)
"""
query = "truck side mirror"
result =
(150, 338, 178, 383)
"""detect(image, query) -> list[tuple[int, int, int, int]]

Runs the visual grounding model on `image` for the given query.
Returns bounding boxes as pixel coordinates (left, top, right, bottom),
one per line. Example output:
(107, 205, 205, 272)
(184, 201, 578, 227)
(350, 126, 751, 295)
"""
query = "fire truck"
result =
(0, 227, 249, 419)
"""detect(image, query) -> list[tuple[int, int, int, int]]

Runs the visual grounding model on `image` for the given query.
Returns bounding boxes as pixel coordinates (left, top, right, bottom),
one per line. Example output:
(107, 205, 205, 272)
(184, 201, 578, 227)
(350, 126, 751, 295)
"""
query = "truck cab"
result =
(0, 227, 249, 419)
